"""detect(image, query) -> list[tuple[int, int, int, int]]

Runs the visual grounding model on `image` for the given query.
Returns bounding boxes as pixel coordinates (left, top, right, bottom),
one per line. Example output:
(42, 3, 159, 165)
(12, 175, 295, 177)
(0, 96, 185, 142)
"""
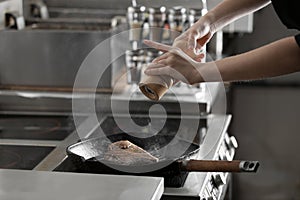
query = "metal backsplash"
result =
(0, 0, 129, 91)
(0, 0, 207, 114)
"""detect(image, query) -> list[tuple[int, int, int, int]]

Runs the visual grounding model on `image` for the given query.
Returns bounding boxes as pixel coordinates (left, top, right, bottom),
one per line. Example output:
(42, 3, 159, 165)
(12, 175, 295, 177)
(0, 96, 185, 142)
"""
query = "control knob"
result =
(229, 136, 238, 148)
(212, 174, 226, 188)
(225, 135, 238, 149)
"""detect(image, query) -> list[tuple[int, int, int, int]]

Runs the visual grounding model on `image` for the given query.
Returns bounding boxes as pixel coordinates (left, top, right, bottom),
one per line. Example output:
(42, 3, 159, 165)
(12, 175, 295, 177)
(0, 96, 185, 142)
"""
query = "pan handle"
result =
(181, 160, 259, 172)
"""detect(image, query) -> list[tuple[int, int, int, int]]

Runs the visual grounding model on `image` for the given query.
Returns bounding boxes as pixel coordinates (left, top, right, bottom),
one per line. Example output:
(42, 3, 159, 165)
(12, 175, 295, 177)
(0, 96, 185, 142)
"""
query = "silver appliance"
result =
(0, 0, 127, 91)
(163, 115, 236, 200)
(0, 1, 237, 200)
(0, 81, 234, 200)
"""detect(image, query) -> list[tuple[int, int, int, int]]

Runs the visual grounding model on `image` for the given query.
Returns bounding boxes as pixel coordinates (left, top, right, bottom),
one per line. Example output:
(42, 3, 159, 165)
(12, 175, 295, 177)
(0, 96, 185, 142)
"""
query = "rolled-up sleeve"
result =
(295, 34, 300, 48)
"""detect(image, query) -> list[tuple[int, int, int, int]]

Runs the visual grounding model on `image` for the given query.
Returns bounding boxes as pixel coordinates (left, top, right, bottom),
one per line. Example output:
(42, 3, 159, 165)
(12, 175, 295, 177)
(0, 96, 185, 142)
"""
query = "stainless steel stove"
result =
(0, 0, 237, 199)
(163, 115, 235, 200)
(0, 79, 234, 200)
(51, 113, 234, 200)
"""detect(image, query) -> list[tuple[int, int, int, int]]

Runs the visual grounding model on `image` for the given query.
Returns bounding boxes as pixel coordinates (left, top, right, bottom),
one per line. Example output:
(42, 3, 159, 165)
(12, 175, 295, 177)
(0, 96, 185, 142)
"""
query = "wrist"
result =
(193, 61, 223, 83)
(195, 12, 217, 34)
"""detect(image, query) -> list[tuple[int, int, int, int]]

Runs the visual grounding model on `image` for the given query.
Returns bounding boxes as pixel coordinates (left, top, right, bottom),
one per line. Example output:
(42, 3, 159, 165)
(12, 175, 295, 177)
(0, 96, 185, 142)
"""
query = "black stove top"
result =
(0, 115, 75, 140)
(92, 115, 207, 143)
(0, 115, 79, 170)
(0, 145, 54, 170)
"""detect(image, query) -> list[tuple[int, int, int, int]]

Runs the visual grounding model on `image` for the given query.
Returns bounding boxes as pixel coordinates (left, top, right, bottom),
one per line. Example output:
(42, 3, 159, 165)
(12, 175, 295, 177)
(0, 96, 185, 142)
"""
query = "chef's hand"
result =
(143, 40, 203, 85)
(171, 19, 213, 61)
(143, 17, 214, 84)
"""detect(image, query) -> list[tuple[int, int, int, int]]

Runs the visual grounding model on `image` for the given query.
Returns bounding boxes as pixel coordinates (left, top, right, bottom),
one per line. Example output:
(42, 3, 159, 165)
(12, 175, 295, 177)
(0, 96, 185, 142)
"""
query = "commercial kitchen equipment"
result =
(0, 82, 237, 200)
(0, 108, 240, 200)
(54, 113, 240, 200)
(0, 0, 127, 92)
(0, 1, 252, 200)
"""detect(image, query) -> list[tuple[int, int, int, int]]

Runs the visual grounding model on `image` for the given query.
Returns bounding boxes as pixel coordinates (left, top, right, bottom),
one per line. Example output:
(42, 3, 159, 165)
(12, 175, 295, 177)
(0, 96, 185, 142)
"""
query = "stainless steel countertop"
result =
(0, 169, 164, 200)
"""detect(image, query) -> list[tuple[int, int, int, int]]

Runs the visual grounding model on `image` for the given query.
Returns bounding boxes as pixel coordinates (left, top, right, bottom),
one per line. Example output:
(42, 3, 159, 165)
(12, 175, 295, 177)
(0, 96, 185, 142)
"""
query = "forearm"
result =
(200, 36, 300, 82)
(200, 0, 271, 32)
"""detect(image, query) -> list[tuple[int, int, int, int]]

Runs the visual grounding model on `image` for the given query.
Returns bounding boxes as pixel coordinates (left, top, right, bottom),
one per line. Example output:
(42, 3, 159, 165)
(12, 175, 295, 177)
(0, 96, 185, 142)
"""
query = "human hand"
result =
(172, 18, 214, 60)
(142, 17, 215, 85)
(143, 40, 203, 85)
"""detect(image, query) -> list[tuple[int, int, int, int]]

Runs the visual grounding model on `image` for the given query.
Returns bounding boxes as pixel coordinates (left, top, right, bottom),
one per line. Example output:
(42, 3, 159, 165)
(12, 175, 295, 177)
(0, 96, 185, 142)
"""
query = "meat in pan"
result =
(104, 140, 159, 165)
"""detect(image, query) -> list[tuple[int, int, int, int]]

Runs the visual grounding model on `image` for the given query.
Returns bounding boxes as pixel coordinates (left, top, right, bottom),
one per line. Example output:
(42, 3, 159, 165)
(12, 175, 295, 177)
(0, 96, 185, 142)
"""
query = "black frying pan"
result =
(67, 133, 259, 187)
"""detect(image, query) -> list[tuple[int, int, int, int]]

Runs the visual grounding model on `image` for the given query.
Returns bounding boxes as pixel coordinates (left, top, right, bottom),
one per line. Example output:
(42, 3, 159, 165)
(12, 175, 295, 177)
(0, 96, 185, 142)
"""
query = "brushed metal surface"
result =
(0, 169, 164, 200)
(0, 29, 114, 88)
